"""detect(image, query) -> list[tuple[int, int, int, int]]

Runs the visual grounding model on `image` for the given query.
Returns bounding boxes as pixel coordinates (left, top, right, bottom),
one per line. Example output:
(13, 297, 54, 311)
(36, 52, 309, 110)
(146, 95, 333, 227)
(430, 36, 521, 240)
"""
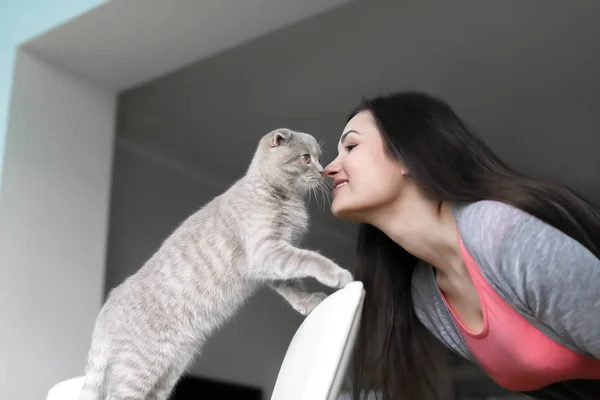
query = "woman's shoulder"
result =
(451, 200, 600, 359)
(449, 199, 570, 289)
(449, 200, 550, 320)
(449, 200, 529, 264)
(450, 199, 594, 268)
(450, 200, 530, 232)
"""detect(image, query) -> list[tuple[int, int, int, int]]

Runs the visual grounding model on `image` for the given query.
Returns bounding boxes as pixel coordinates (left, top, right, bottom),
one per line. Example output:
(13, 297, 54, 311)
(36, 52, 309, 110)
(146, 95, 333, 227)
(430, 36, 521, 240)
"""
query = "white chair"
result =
(46, 376, 86, 400)
(45, 281, 365, 400)
(270, 280, 365, 400)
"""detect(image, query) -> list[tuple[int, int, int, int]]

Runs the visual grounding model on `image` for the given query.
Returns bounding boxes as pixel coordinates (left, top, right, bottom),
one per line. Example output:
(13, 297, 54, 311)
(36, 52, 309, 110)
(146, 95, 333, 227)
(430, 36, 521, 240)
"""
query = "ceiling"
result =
(22, 0, 354, 90)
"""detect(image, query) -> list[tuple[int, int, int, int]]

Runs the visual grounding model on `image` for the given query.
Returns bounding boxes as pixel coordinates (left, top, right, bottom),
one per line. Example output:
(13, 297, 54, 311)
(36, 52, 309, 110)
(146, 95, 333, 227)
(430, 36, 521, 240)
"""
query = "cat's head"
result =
(253, 128, 327, 198)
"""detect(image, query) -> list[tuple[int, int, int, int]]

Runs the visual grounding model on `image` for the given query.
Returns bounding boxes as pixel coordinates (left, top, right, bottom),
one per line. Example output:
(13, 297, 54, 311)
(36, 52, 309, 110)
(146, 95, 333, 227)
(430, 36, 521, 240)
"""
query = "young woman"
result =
(323, 92, 600, 400)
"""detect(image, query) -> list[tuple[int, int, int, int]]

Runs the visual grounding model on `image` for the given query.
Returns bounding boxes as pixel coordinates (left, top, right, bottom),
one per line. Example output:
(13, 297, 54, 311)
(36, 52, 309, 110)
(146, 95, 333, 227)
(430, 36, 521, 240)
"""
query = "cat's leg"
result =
(104, 362, 158, 400)
(147, 348, 196, 400)
(116, 365, 180, 400)
(105, 375, 152, 400)
(269, 280, 328, 316)
(105, 345, 168, 400)
(146, 366, 183, 400)
(252, 241, 354, 289)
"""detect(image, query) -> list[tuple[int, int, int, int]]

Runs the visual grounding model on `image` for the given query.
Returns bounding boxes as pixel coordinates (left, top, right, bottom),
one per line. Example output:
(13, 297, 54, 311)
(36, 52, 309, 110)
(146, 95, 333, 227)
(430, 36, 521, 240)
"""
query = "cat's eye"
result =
(301, 154, 311, 164)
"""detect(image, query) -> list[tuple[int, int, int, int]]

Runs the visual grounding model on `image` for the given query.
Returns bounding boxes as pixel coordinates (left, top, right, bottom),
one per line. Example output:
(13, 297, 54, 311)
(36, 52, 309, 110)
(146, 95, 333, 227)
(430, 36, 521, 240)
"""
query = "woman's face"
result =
(324, 110, 408, 222)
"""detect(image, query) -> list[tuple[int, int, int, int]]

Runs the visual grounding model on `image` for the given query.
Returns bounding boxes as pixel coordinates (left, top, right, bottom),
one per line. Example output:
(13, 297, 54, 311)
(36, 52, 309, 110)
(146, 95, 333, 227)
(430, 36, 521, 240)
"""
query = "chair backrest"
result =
(270, 281, 365, 400)
(46, 375, 85, 400)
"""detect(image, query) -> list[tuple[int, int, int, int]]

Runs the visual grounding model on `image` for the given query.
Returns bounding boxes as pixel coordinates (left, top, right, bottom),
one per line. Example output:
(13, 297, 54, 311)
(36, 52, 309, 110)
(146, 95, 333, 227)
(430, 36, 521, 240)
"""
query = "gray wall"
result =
(116, 0, 600, 204)
(107, 0, 600, 397)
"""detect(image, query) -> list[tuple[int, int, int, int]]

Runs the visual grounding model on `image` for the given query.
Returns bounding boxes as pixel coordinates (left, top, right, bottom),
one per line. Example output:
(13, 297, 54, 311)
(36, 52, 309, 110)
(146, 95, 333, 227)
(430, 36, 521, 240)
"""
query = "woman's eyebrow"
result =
(340, 130, 362, 145)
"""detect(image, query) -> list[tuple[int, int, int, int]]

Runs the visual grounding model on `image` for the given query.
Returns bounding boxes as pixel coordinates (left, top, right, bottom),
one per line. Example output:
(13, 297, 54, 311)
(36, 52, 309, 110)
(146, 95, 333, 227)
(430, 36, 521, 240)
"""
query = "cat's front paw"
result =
(333, 268, 354, 288)
(296, 292, 328, 316)
(318, 266, 354, 289)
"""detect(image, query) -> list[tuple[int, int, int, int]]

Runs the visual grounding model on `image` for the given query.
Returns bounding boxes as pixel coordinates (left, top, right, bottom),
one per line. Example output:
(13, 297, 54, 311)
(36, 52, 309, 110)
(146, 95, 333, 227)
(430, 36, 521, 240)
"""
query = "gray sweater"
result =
(411, 200, 600, 363)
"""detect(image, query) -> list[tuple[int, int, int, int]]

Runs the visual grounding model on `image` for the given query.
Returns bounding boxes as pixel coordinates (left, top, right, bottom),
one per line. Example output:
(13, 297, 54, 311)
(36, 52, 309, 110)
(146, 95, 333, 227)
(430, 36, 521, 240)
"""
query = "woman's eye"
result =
(301, 154, 311, 164)
(345, 144, 356, 152)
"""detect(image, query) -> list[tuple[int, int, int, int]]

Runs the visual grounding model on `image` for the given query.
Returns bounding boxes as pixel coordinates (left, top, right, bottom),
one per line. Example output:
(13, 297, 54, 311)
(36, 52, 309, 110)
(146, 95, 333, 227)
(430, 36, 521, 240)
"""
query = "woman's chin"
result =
(330, 200, 363, 222)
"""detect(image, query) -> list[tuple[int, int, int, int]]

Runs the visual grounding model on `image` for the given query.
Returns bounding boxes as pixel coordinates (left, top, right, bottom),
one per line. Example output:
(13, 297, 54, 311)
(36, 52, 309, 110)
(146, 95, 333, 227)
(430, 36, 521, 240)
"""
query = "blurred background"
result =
(1, 0, 599, 399)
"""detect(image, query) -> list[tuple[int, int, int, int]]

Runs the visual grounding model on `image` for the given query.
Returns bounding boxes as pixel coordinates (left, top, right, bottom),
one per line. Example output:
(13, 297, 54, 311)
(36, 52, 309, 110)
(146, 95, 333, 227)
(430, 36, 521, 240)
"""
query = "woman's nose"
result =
(323, 159, 339, 177)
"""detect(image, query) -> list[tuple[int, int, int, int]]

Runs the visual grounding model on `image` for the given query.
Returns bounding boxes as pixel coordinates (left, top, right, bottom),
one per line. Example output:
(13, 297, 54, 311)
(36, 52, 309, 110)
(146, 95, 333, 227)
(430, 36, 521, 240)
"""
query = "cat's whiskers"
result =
(310, 178, 322, 210)
(306, 176, 318, 209)
(317, 179, 332, 211)
(321, 177, 334, 192)
(313, 181, 324, 211)
(306, 176, 330, 212)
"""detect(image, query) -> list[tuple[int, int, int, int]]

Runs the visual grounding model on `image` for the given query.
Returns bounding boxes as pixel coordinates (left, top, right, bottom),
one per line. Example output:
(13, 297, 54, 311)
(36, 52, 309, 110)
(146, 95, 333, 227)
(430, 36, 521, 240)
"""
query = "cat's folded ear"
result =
(270, 129, 293, 147)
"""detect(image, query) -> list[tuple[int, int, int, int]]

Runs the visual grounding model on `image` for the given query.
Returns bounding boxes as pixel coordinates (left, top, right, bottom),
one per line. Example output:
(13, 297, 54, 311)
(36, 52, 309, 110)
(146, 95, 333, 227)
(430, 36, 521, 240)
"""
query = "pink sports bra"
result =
(438, 237, 600, 391)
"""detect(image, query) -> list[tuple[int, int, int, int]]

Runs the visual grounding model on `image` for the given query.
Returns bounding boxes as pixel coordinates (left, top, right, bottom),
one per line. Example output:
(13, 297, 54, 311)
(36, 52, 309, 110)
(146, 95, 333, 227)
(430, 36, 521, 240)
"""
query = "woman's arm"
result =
(497, 208, 600, 359)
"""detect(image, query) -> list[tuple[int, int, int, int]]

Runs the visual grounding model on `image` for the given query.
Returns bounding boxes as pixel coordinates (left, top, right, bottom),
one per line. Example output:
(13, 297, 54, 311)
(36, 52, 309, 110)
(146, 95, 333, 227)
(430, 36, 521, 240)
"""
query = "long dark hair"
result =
(349, 91, 600, 400)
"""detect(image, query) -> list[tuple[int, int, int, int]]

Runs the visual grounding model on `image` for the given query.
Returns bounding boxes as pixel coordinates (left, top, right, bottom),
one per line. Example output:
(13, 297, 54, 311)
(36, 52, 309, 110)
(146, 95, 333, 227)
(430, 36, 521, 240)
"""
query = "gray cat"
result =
(78, 128, 354, 400)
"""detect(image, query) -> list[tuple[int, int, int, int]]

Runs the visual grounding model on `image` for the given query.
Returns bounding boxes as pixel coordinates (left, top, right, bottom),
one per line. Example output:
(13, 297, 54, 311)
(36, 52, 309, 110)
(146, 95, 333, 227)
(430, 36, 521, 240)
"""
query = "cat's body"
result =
(78, 129, 353, 400)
